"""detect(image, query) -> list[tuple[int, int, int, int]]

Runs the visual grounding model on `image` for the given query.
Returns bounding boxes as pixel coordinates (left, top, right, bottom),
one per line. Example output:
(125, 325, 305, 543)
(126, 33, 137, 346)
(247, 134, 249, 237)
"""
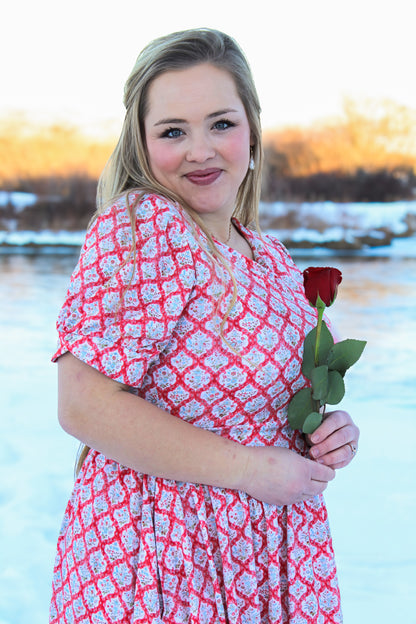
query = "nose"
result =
(185, 131, 216, 163)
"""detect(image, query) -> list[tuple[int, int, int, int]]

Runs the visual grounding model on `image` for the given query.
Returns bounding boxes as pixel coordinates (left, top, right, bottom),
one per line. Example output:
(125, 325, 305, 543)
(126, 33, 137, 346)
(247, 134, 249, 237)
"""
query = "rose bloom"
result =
(303, 267, 343, 308)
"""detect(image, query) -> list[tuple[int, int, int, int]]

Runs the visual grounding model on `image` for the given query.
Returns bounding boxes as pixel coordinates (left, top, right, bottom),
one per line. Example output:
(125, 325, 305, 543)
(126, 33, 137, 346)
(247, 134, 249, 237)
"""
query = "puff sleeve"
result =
(52, 194, 197, 387)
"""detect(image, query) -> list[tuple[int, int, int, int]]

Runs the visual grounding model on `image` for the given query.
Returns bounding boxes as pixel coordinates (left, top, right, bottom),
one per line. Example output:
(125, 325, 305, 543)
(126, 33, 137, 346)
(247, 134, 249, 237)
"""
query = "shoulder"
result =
(62, 194, 199, 317)
(89, 192, 192, 240)
(262, 232, 296, 265)
(83, 193, 198, 259)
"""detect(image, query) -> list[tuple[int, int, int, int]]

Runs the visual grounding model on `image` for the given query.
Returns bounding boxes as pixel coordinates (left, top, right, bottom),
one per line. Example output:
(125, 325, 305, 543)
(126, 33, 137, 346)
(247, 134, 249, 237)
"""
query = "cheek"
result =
(223, 131, 250, 168)
(147, 141, 181, 176)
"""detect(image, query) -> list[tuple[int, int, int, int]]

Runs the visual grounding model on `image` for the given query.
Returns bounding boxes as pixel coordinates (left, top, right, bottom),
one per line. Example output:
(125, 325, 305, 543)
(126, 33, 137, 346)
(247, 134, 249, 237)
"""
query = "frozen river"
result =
(0, 248, 415, 623)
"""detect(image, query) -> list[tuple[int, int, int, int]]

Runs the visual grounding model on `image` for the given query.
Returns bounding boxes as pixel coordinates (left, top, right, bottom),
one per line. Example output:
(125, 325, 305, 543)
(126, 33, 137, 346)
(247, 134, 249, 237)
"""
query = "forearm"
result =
(58, 353, 248, 490)
(58, 353, 336, 505)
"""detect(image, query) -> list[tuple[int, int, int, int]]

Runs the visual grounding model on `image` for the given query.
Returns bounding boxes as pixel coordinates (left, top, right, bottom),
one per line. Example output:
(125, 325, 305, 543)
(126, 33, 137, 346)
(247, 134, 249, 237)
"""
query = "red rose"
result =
(303, 266, 343, 308)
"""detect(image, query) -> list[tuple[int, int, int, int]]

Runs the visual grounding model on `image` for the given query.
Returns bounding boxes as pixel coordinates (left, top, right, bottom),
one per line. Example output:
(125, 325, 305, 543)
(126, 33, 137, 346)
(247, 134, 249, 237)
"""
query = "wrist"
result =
(227, 442, 252, 493)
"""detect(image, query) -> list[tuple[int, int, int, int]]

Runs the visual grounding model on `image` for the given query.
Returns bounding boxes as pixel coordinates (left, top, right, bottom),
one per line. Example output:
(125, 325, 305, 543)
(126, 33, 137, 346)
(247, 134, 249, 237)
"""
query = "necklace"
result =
(225, 220, 233, 243)
(209, 220, 234, 244)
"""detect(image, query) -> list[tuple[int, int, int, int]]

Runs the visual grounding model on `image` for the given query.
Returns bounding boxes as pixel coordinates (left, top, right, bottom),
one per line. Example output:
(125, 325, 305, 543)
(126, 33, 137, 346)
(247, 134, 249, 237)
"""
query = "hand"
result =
(240, 445, 336, 507)
(307, 410, 360, 469)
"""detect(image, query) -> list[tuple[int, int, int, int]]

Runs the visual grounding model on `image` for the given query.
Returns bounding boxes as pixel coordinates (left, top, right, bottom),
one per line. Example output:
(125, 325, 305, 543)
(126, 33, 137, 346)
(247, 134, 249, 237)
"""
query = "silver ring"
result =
(347, 442, 357, 456)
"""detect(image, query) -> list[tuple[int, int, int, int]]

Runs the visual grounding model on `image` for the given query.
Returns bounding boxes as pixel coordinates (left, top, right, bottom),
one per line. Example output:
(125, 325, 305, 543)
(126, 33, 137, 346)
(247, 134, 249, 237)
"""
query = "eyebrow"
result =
(154, 108, 239, 126)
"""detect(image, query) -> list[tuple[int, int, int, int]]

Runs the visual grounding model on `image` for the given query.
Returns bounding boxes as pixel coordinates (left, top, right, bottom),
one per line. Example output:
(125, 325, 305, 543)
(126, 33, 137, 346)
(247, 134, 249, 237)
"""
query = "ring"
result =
(347, 442, 357, 456)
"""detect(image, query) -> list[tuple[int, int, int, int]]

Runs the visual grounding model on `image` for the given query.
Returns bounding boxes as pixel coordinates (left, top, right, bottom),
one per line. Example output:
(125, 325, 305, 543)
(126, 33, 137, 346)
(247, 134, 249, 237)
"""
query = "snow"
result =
(0, 230, 86, 247)
(1, 248, 415, 624)
(287, 236, 416, 258)
(0, 191, 38, 212)
(260, 199, 416, 233)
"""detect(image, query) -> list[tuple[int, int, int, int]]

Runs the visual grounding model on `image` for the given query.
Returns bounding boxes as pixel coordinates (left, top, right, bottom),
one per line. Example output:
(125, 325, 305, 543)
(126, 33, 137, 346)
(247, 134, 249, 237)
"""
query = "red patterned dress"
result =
(50, 193, 342, 623)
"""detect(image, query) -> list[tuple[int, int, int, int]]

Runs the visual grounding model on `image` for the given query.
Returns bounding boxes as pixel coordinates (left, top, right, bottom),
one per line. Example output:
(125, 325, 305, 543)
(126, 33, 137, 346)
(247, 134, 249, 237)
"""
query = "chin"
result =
(187, 194, 234, 216)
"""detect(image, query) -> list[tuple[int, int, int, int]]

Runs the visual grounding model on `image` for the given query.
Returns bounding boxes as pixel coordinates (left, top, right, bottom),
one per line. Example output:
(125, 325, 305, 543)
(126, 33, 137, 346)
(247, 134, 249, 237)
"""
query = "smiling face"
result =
(144, 63, 252, 226)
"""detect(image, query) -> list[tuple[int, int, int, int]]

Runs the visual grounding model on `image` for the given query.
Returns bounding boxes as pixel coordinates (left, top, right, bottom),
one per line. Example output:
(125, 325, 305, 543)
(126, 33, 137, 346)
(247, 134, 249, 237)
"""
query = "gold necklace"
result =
(225, 220, 233, 243)
(209, 220, 234, 244)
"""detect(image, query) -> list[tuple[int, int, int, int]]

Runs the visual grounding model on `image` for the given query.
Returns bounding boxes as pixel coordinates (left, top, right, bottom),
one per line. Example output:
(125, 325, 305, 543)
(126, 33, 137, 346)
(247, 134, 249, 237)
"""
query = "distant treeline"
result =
(262, 97, 416, 202)
(261, 168, 416, 203)
(1, 175, 98, 231)
(1, 98, 416, 230)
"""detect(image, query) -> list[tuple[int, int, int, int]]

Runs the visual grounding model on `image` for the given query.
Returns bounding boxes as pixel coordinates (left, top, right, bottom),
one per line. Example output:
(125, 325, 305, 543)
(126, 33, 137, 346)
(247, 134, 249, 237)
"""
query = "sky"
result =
(2, 0, 415, 136)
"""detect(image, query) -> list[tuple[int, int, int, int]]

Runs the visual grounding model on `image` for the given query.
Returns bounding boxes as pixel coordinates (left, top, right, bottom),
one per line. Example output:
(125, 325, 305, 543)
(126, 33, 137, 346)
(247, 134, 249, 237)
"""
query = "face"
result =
(144, 63, 252, 223)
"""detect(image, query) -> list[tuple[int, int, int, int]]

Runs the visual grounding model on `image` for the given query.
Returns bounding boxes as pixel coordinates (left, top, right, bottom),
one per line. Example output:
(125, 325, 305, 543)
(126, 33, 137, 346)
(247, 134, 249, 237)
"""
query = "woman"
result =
(50, 28, 359, 623)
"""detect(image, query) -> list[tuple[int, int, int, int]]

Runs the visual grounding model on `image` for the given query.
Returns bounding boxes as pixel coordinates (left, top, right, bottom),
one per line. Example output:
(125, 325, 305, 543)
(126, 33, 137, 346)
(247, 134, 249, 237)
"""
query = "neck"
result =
(214, 219, 234, 244)
(198, 214, 234, 244)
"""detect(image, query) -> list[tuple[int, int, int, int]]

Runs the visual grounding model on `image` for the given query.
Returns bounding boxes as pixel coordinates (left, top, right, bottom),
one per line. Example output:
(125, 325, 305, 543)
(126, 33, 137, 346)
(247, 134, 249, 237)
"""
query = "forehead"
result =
(145, 63, 244, 120)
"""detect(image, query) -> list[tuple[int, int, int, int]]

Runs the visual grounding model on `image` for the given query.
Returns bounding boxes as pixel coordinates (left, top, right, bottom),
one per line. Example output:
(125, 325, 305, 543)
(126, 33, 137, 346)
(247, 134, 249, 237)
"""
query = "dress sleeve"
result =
(52, 194, 196, 387)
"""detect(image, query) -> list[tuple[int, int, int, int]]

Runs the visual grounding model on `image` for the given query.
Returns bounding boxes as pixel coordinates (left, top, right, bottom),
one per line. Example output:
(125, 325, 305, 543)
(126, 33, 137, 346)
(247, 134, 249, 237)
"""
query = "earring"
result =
(249, 148, 255, 170)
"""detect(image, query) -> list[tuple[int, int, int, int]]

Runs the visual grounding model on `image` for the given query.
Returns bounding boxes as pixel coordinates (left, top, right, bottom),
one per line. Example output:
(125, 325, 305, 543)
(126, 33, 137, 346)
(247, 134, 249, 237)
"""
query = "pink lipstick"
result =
(185, 168, 222, 186)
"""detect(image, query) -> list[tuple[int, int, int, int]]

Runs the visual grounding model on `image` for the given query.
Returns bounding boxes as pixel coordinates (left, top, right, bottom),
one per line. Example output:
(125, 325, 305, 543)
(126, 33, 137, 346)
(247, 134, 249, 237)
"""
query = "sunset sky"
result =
(2, 0, 415, 135)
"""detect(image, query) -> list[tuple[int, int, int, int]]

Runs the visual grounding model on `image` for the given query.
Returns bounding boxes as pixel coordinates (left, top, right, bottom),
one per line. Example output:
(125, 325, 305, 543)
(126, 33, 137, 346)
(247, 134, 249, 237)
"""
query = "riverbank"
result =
(1, 192, 416, 255)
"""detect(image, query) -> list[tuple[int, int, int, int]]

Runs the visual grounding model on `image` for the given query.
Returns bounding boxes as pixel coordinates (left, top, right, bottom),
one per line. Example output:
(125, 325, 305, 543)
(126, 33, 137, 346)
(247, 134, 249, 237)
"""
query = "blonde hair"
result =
(76, 29, 264, 476)
(97, 27, 265, 337)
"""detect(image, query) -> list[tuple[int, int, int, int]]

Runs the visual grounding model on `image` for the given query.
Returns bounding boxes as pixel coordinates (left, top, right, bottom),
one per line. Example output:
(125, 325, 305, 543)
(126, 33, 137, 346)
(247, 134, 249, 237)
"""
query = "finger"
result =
(301, 475, 333, 501)
(309, 425, 356, 460)
(309, 459, 336, 482)
(306, 478, 330, 497)
(314, 441, 358, 469)
(328, 458, 353, 470)
(309, 410, 353, 445)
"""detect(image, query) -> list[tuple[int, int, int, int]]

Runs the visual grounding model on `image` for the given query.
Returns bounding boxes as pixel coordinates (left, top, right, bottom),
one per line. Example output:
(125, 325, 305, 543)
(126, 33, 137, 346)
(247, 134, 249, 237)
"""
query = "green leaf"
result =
(318, 321, 335, 361)
(301, 330, 315, 379)
(288, 387, 314, 429)
(311, 365, 329, 401)
(301, 321, 334, 379)
(326, 370, 345, 404)
(327, 339, 367, 376)
(302, 412, 323, 434)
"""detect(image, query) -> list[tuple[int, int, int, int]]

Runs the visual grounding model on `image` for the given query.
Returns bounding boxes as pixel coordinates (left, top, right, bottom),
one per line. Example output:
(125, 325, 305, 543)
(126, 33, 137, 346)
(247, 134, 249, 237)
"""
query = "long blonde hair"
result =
(76, 29, 264, 476)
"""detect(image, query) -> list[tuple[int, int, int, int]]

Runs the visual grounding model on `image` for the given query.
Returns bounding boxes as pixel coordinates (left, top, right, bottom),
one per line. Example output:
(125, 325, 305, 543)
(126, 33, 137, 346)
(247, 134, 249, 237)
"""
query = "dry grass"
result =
(0, 113, 116, 187)
(263, 97, 416, 178)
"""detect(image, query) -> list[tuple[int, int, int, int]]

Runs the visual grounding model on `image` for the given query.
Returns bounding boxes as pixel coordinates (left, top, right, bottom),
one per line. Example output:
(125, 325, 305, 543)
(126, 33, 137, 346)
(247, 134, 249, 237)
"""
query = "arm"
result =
(58, 352, 336, 506)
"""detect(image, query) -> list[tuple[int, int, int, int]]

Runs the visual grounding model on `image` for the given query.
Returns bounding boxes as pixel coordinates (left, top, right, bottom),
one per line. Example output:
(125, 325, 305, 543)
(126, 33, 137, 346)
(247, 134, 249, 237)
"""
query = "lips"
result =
(184, 168, 222, 186)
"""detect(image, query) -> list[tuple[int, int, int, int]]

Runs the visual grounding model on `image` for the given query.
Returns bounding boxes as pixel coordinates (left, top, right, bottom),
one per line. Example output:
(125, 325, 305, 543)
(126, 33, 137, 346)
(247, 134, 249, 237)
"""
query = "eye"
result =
(212, 119, 236, 131)
(160, 127, 184, 139)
